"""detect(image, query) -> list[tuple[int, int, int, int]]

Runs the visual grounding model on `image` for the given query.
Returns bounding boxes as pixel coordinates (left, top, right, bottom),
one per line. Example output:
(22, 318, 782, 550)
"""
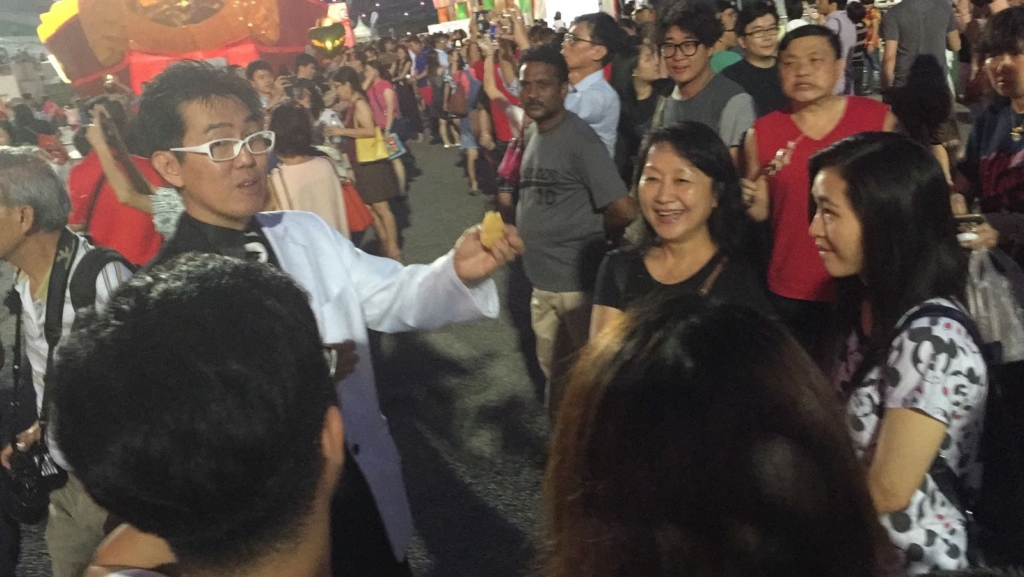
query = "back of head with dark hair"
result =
(785, 0, 806, 21)
(330, 66, 368, 97)
(529, 24, 557, 46)
(976, 5, 1024, 60)
(808, 133, 966, 386)
(737, 1, 779, 34)
(295, 52, 318, 71)
(846, 1, 866, 23)
(269, 101, 315, 158)
(780, 24, 843, 59)
(245, 59, 273, 81)
(135, 60, 263, 157)
(631, 122, 747, 256)
(657, 1, 724, 47)
(889, 56, 951, 146)
(11, 103, 35, 127)
(518, 43, 571, 84)
(545, 294, 892, 577)
(50, 254, 337, 572)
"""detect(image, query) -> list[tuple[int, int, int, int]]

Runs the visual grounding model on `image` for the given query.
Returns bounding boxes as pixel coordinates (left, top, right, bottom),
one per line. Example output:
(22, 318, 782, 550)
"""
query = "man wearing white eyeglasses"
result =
(135, 60, 524, 577)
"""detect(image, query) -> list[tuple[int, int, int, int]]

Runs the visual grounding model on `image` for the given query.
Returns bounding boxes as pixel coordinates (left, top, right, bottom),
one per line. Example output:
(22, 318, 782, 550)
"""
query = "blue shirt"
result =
(564, 69, 620, 158)
(414, 50, 429, 88)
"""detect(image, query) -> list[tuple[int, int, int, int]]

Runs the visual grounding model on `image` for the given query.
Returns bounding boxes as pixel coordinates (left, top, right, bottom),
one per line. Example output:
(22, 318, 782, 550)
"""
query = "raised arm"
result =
(85, 118, 156, 214)
(480, 42, 507, 101)
(509, 6, 532, 51)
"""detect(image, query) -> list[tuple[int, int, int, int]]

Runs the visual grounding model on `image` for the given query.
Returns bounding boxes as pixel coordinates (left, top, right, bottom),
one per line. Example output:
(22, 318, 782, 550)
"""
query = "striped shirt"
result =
(15, 232, 132, 470)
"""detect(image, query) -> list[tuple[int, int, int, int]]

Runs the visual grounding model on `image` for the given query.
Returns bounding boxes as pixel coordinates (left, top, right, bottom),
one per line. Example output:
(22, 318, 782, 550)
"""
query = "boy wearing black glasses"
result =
(722, 2, 789, 116)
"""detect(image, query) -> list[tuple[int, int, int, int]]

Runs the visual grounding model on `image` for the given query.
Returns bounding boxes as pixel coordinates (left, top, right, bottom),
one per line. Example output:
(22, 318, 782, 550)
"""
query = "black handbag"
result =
(0, 230, 80, 523)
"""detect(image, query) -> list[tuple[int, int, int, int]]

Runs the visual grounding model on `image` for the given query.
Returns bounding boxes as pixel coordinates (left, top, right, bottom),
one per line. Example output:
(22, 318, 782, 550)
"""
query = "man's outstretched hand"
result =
(452, 224, 525, 286)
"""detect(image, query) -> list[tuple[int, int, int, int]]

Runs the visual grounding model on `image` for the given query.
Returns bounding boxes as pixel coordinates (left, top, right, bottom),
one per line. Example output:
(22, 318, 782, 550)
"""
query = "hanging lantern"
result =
(454, 2, 469, 19)
(308, 21, 346, 54)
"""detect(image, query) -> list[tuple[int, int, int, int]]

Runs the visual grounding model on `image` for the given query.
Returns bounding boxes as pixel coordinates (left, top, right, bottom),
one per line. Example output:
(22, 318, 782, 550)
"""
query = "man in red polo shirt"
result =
(68, 98, 164, 265)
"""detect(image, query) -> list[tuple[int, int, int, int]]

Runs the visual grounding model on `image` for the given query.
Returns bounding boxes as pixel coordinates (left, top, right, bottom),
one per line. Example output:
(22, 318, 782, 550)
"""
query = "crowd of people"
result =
(0, 0, 1023, 575)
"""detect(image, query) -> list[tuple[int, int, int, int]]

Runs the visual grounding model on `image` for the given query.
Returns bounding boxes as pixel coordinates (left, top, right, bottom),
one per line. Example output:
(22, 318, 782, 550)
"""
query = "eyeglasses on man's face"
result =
(744, 25, 780, 39)
(170, 130, 276, 162)
(659, 40, 701, 58)
(563, 33, 603, 46)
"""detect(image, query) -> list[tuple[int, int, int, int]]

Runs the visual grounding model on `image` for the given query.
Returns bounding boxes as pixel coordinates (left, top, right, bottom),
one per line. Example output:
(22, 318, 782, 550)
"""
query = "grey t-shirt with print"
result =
(517, 111, 629, 293)
(654, 73, 755, 148)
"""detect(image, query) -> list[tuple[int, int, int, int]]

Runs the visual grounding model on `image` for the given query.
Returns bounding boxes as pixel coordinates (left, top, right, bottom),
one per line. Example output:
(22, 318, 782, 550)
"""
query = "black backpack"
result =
(68, 246, 137, 313)
(898, 304, 1024, 568)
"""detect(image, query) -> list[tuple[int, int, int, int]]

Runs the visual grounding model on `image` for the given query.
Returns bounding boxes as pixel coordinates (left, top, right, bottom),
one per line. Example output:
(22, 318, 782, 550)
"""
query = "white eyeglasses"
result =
(170, 131, 276, 162)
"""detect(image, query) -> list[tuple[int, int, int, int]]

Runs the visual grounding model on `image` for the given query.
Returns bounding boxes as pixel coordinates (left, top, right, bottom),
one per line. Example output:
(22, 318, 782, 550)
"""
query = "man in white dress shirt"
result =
(135, 61, 525, 576)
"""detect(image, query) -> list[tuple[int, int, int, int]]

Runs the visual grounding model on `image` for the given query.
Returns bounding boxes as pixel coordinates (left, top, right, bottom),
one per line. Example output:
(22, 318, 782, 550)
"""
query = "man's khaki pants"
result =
(46, 473, 107, 577)
(530, 289, 592, 423)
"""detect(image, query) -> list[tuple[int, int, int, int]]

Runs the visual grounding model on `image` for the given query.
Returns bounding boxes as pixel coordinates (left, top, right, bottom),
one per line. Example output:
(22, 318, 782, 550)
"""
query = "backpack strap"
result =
(894, 303, 989, 516)
(898, 303, 997, 365)
(33, 228, 81, 433)
(81, 174, 107, 238)
(68, 247, 136, 313)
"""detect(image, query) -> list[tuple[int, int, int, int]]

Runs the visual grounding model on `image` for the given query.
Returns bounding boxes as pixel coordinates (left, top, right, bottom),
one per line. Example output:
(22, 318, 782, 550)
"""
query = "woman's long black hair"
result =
(809, 132, 967, 391)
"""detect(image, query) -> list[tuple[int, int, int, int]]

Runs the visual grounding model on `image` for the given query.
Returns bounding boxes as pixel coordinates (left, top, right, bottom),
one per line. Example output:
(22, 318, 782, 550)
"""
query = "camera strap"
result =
(10, 228, 80, 439)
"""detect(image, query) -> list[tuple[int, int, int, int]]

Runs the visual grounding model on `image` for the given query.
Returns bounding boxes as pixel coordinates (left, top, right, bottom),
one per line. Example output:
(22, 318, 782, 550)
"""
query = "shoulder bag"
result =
(355, 128, 390, 164)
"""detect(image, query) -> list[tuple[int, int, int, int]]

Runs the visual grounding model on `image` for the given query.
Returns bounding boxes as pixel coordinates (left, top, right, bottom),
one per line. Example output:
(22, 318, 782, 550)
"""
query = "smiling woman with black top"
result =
(591, 122, 771, 338)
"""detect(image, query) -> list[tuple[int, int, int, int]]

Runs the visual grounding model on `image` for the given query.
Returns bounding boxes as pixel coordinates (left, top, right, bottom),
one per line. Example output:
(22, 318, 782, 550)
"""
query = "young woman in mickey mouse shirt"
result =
(810, 133, 987, 574)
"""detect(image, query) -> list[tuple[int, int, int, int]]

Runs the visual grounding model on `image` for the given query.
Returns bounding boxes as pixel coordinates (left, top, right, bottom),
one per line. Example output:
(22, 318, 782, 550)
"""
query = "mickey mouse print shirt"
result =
(835, 298, 988, 574)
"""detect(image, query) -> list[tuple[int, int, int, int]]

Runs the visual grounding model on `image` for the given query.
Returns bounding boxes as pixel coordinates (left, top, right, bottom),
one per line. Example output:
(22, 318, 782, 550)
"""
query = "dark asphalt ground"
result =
(0, 139, 551, 577)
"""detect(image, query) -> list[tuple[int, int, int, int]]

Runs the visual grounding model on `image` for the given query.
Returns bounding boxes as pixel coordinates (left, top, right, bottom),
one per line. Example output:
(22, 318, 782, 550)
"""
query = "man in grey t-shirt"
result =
(655, 1, 756, 162)
(880, 0, 961, 90)
(514, 45, 636, 423)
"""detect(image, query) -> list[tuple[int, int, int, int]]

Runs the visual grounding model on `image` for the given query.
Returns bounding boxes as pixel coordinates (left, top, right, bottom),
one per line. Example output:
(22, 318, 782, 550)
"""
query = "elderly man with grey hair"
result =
(0, 146, 133, 577)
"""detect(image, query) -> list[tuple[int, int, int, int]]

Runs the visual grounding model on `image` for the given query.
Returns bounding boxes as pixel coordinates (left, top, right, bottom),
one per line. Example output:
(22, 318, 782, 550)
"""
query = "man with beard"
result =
(514, 45, 636, 424)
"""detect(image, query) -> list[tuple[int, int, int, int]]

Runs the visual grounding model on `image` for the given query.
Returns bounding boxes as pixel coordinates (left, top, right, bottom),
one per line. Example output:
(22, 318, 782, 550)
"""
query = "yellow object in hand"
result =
(480, 211, 505, 249)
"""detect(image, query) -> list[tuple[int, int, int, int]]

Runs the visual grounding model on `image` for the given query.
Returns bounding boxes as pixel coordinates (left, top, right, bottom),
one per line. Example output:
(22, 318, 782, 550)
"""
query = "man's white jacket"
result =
(257, 211, 499, 560)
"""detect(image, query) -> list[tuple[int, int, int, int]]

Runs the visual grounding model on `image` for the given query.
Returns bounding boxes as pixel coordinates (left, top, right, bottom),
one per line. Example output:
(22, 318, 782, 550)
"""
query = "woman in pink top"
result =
(360, 58, 407, 192)
(267, 103, 350, 238)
